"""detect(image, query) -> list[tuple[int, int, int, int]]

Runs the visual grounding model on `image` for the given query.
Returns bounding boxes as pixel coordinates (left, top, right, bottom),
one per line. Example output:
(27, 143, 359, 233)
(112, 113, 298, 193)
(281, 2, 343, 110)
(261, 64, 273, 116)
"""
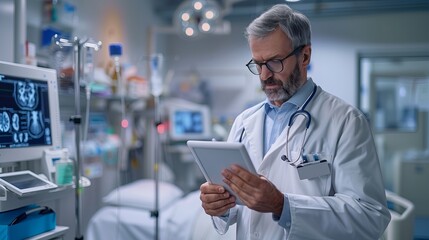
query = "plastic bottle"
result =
(150, 54, 163, 97)
(55, 149, 74, 186)
(109, 43, 124, 96)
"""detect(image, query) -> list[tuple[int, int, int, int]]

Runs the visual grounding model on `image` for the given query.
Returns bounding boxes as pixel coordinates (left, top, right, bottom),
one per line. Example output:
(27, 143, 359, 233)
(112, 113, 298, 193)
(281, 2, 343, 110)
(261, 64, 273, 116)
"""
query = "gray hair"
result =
(245, 4, 311, 49)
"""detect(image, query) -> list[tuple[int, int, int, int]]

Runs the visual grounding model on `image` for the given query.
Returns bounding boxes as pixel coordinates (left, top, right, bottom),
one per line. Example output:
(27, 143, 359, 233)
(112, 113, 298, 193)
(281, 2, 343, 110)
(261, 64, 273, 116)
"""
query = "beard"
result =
(261, 63, 302, 103)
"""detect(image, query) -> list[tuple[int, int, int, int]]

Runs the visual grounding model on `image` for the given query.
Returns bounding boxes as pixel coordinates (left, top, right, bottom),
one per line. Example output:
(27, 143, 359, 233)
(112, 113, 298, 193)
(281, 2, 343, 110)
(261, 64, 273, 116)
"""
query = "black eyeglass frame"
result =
(246, 45, 306, 75)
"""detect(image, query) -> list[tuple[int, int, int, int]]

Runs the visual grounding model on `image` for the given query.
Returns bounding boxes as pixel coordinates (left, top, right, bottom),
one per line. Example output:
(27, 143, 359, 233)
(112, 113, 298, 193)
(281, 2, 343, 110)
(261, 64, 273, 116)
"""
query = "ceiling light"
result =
(181, 12, 190, 21)
(185, 27, 195, 36)
(201, 22, 211, 32)
(175, 0, 221, 38)
(193, 1, 203, 10)
(205, 10, 215, 19)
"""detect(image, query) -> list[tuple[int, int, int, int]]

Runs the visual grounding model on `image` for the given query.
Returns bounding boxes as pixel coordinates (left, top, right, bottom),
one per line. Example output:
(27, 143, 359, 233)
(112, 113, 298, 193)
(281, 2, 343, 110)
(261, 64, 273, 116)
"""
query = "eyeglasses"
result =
(246, 45, 305, 75)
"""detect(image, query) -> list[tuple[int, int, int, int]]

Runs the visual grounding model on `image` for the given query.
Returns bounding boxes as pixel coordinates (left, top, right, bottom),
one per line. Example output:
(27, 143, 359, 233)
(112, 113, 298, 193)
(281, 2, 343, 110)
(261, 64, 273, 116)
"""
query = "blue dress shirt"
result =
(263, 78, 315, 229)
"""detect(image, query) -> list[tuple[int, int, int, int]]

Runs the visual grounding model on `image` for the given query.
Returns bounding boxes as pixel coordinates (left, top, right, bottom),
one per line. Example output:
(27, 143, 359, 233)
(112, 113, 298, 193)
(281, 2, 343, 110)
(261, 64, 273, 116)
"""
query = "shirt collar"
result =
(264, 77, 315, 113)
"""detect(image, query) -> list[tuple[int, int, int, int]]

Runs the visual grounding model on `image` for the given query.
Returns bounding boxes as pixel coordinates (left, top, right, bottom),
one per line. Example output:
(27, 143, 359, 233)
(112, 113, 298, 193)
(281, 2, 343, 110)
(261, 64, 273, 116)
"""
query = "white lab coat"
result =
(212, 85, 391, 240)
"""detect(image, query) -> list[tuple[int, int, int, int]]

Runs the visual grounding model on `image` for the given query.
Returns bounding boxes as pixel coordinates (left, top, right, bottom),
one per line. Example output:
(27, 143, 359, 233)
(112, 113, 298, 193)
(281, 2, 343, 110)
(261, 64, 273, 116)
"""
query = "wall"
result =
(311, 11, 429, 106)
(0, 0, 15, 62)
(165, 10, 429, 121)
(164, 20, 264, 119)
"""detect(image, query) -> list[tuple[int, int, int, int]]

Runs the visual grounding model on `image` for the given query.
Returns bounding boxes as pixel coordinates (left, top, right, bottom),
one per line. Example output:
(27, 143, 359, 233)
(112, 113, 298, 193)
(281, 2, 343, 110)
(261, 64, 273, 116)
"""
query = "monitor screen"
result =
(169, 104, 211, 141)
(0, 61, 61, 163)
(173, 110, 204, 135)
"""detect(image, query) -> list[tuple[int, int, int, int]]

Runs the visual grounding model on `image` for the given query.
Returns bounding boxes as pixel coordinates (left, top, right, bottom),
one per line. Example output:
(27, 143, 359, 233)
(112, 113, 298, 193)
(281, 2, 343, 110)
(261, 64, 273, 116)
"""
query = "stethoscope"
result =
(279, 84, 317, 165)
(238, 85, 318, 165)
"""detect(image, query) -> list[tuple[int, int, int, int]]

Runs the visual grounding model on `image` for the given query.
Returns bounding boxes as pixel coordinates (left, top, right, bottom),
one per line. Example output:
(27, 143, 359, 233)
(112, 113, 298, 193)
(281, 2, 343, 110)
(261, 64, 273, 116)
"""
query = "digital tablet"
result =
(0, 170, 58, 197)
(187, 140, 257, 205)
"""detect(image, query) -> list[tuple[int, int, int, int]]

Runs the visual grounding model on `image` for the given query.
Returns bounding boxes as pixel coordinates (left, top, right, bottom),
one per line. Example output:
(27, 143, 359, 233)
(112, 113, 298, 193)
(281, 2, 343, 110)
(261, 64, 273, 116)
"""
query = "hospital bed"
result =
(86, 179, 236, 240)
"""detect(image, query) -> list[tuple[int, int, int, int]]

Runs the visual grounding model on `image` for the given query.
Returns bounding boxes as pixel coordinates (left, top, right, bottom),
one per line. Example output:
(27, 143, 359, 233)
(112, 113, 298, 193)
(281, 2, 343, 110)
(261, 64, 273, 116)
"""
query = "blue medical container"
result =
(0, 205, 56, 240)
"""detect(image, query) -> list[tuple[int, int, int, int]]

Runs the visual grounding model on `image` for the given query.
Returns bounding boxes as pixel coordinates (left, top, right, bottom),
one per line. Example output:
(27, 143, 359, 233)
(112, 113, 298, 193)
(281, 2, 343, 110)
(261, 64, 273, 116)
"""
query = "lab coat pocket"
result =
(301, 152, 332, 196)
(294, 151, 333, 196)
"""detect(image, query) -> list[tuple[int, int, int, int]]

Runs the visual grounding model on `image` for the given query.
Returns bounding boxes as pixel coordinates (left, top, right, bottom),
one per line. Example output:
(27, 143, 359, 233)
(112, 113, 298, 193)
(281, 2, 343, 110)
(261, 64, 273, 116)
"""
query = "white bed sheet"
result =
(86, 190, 236, 240)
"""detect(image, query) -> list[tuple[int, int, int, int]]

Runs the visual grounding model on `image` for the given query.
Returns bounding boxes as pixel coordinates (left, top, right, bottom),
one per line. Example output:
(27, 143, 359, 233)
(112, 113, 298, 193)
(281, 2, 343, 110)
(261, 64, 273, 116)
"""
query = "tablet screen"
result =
(0, 174, 48, 189)
(0, 171, 57, 196)
(187, 140, 257, 205)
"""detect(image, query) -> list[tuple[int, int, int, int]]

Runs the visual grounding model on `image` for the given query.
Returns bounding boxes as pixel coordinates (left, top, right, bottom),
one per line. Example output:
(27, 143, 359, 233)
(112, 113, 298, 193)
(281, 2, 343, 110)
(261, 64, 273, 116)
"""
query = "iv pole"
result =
(149, 54, 164, 240)
(53, 35, 102, 240)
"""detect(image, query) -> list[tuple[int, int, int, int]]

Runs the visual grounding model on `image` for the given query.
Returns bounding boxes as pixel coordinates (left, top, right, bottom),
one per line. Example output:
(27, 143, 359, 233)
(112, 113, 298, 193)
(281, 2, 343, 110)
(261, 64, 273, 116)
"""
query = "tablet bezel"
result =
(0, 170, 58, 196)
(187, 140, 257, 205)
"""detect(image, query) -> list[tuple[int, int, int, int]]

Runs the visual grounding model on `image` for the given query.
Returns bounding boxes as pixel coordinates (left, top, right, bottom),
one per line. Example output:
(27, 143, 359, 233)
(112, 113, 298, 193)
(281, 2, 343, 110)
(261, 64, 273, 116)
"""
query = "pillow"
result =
(102, 179, 184, 210)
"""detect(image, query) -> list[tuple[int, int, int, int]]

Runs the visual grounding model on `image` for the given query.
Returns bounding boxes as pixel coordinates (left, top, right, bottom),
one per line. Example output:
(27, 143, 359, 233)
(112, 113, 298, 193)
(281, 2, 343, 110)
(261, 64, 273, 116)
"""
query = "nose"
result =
(260, 65, 273, 81)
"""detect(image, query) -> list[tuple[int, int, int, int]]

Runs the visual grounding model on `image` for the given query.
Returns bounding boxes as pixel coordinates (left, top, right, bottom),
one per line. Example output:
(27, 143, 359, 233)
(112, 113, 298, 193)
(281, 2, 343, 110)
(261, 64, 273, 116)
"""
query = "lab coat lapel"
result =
(242, 106, 265, 166)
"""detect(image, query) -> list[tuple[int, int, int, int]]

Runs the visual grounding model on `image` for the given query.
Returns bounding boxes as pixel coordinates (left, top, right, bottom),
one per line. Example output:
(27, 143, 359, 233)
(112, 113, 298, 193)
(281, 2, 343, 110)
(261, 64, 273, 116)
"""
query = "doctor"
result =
(199, 4, 391, 240)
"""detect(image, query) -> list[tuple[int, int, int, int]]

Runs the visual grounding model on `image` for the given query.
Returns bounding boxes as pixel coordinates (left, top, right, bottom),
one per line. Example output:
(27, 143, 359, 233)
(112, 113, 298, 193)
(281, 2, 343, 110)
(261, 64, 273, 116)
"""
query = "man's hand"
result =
(222, 164, 284, 216)
(200, 182, 236, 216)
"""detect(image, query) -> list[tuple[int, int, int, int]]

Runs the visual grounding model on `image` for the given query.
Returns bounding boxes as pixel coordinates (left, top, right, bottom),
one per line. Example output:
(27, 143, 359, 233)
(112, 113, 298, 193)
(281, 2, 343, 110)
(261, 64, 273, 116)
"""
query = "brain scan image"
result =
(1, 75, 53, 149)
(15, 81, 38, 110)
(45, 127, 52, 144)
(12, 113, 20, 131)
(12, 132, 27, 143)
(28, 111, 44, 138)
(0, 112, 11, 132)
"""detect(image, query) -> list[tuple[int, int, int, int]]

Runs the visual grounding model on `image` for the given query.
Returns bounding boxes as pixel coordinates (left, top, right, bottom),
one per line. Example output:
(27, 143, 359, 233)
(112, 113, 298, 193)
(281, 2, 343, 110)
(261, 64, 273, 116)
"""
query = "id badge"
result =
(296, 160, 330, 180)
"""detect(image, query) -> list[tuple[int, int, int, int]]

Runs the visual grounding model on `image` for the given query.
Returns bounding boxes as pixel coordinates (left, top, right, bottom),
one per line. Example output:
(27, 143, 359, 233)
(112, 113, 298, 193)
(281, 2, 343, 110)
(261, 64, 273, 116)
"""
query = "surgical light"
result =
(175, 0, 221, 38)
(181, 12, 190, 21)
(193, 1, 203, 10)
(185, 27, 195, 36)
(201, 22, 211, 32)
(205, 10, 214, 19)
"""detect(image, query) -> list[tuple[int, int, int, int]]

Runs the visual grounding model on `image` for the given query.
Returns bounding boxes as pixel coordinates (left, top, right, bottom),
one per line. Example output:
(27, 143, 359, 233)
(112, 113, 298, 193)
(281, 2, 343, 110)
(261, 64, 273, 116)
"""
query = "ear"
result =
(301, 45, 311, 67)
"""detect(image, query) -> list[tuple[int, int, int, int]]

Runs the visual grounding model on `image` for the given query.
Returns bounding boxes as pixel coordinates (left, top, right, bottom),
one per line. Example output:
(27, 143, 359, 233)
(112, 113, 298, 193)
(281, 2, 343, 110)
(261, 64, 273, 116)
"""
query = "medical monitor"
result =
(0, 61, 61, 164)
(168, 103, 211, 141)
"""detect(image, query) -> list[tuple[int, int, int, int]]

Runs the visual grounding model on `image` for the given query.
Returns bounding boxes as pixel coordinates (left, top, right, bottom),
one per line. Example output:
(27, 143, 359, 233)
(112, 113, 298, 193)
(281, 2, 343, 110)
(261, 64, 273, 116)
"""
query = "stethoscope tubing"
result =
(287, 85, 317, 128)
(238, 84, 317, 145)
(283, 85, 317, 164)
